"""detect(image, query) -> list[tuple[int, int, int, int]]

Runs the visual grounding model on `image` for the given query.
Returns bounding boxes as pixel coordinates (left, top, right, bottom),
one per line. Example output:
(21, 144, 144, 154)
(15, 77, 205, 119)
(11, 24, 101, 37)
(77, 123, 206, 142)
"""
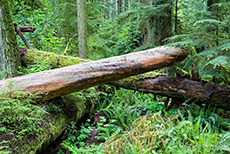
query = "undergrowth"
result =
(0, 62, 52, 153)
(1, 64, 229, 154)
(58, 89, 230, 154)
(0, 81, 47, 153)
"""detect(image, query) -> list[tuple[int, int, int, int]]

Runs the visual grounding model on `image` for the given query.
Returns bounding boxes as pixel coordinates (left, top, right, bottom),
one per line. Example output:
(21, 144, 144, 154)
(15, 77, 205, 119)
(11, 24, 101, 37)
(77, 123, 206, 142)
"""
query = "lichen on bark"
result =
(0, 0, 20, 79)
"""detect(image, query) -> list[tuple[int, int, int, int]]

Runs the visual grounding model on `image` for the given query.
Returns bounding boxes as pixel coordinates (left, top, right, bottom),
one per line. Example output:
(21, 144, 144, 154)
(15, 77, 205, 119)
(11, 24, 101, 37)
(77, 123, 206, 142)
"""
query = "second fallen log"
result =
(0, 47, 187, 102)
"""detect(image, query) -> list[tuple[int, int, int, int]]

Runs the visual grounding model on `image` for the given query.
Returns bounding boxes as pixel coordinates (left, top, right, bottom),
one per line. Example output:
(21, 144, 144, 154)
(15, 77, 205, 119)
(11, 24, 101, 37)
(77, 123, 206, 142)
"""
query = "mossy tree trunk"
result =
(0, 1, 21, 79)
(0, 86, 106, 154)
(138, 0, 173, 46)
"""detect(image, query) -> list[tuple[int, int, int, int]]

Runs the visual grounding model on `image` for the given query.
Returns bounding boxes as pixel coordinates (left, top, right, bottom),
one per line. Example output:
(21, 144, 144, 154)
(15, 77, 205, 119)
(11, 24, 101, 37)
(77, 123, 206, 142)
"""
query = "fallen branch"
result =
(19, 26, 36, 32)
(14, 23, 31, 48)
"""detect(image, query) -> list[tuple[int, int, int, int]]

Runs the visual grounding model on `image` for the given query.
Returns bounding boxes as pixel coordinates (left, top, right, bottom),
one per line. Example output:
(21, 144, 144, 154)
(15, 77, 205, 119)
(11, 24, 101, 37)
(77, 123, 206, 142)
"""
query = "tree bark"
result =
(19, 48, 230, 110)
(0, 47, 187, 102)
(0, 1, 21, 79)
(77, 0, 87, 58)
(111, 75, 230, 110)
(18, 26, 36, 32)
(138, 0, 173, 46)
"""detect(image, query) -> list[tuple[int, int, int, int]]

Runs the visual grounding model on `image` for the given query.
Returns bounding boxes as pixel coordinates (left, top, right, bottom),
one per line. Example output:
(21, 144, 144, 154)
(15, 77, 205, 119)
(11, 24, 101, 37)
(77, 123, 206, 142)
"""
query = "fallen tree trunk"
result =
(1, 47, 186, 153)
(19, 48, 230, 109)
(2, 47, 228, 153)
(0, 46, 187, 102)
(111, 75, 230, 110)
(0, 85, 106, 154)
(19, 48, 89, 68)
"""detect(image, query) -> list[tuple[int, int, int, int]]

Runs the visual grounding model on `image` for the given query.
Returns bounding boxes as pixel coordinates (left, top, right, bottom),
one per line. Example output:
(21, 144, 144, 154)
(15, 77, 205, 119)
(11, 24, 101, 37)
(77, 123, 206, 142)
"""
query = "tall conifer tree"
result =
(77, 0, 87, 58)
(0, 0, 21, 79)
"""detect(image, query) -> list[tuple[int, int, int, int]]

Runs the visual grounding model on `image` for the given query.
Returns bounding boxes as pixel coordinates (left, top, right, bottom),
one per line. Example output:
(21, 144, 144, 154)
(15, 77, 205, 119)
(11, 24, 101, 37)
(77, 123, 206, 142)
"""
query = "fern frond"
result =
(198, 50, 222, 61)
(218, 43, 230, 51)
(204, 56, 230, 70)
(194, 19, 222, 27)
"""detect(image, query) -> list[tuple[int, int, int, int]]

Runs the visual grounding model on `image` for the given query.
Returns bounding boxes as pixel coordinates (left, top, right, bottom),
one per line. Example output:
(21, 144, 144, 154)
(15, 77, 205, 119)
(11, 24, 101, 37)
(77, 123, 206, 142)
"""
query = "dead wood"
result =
(0, 47, 187, 102)
(19, 26, 36, 32)
(111, 75, 230, 110)
(14, 23, 31, 48)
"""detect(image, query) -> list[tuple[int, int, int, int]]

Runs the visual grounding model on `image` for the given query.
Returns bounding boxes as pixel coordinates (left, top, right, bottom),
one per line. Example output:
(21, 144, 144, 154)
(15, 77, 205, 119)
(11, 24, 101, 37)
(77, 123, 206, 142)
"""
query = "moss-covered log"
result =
(21, 48, 89, 68)
(0, 85, 107, 154)
(1, 46, 187, 102)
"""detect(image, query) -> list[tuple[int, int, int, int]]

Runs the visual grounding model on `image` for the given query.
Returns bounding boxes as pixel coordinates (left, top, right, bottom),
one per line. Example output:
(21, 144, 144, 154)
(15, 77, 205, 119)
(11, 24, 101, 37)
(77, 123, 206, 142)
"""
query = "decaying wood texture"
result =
(18, 48, 230, 110)
(0, 46, 187, 102)
(1, 86, 104, 154)
(18, 26, 36, 32)
(111, 75, 230, 110)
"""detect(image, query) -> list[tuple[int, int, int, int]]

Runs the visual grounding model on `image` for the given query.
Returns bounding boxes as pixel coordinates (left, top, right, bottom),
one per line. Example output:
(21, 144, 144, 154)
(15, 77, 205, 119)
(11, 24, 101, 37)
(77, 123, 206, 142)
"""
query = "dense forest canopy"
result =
(0, 0, 230, 153)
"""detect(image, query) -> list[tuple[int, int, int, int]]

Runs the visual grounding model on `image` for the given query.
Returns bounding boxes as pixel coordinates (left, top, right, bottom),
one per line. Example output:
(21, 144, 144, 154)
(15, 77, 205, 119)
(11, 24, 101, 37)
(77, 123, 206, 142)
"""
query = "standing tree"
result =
(0, 0, 21, 79)
(207, 0, 219, 46)
(138, 0, 173, 46)
(77, 0, 87, 58)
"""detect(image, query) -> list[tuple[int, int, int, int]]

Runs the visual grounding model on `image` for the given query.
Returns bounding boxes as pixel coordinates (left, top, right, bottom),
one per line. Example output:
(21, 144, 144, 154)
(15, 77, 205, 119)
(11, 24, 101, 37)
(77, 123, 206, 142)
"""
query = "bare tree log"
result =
(0, 47, 187, 102)
(18, 48, 230, 109)
(111, 75, 230, 110)
(19, 26, 36, 32)
(14, 23, 31, 48)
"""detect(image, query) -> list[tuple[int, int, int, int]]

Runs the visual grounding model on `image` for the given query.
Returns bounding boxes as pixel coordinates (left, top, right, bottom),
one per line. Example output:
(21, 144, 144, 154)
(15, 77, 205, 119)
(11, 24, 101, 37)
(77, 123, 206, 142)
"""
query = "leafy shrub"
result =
(10, 1, 65, 54)
(167, 1, 230, 85)
(59, 88, 166, 153)
(180, 103, 230, 132)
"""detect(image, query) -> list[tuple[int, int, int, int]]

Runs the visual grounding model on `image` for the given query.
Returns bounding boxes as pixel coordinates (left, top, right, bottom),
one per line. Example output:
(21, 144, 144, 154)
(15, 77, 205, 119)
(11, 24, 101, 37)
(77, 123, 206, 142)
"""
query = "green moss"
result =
(0, 85, 103, 154)
(101, 113, 168, 153)
(114, 72, 166, 88)
(1, 0, 21, 77)
(25, 48, 89, 68)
